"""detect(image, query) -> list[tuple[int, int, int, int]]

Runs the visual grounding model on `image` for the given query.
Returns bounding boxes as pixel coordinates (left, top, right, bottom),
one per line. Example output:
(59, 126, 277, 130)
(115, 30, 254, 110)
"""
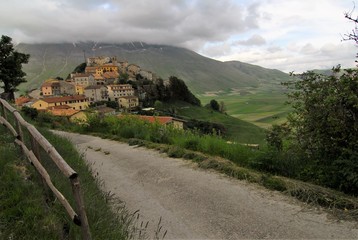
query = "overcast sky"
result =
(1, 0, 357, 72)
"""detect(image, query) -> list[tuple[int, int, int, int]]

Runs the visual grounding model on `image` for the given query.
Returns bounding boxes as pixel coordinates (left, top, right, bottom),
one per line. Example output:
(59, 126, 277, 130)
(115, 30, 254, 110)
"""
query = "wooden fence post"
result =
(0, 101, 7, 120)
(71, 177, 92, 240)
(13, 111, 24, 142)
(0, 102, 3, 117)
(30, 134, 53, 201)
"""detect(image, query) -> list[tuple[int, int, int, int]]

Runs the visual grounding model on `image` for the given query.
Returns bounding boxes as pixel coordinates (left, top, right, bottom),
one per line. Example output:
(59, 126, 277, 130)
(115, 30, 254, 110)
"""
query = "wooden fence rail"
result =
(0, 99, 91, 240)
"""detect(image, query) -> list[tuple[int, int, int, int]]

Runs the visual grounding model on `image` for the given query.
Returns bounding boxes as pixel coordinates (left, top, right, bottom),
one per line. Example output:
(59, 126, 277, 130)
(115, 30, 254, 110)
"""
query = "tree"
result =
(21, 106, 38, 120)
(118, 73, 129, 84)
(167, 76, 201, 106)
(72, 62, 86, 73)
(0, 35, 30, 101)
(219, 101, 226, 113)
(284, 66, 358, 193)
(209, 99, 220, 111)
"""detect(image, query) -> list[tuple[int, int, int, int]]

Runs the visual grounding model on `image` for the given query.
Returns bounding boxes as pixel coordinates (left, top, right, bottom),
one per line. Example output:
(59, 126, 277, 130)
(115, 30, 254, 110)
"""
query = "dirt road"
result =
(54, 131, 357, 239)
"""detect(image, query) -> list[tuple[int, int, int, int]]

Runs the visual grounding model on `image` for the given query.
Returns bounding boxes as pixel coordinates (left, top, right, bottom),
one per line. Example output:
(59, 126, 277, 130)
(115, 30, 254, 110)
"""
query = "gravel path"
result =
(54, 131, 358, 239)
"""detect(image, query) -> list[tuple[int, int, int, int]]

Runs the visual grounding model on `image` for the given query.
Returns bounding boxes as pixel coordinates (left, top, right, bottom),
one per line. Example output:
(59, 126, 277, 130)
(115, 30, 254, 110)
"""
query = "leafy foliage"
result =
(72, 62, 86, 73)
(118, 72, 129, 84)
(283, 66, 358, 194)
(0, 35, 30, 100)
(136, 76, 200, 107)
(185, 118, 226, 136)
(21, 106, 38, 120)
(167, 76, 201, 106)
(209, 99, 220, 111)
(266, 124, 290, 152)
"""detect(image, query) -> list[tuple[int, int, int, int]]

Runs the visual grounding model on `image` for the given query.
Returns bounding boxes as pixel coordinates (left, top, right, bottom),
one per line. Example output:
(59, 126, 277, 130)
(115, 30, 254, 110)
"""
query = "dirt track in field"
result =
(54, 131, 358, 239)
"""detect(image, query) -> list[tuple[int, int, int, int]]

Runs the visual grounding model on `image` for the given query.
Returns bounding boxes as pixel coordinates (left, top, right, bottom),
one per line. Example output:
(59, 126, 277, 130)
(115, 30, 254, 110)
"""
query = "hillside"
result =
(16, 42, 290, 94)
(159, 101, 266, 145)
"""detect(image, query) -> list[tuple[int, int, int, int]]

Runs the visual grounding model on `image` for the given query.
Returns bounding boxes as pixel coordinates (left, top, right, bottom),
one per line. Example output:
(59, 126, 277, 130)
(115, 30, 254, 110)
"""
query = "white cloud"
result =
(0, 0, 357, 72)
(235, 34, 266, 46)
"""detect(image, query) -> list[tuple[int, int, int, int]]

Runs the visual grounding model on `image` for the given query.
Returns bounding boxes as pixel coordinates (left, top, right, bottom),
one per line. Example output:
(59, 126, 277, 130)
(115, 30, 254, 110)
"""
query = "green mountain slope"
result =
(224, 61, 290, 91)
(16, 42, 290, 94)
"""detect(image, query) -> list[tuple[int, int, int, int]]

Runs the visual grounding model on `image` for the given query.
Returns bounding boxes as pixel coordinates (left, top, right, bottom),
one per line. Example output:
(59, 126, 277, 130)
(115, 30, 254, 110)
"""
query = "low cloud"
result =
(0, 0, 259, 50)
(0, 0, 356, 72)
(235, 34, 266, 46)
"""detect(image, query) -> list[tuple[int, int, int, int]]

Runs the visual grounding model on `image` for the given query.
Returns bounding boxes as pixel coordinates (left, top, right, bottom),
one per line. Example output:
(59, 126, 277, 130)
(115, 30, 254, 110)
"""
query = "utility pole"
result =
(83, 50, 86, 64)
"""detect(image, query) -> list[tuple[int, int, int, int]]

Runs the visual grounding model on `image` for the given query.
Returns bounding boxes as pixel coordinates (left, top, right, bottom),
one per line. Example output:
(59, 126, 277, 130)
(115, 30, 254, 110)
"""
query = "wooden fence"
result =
(0, 99, 91, 240)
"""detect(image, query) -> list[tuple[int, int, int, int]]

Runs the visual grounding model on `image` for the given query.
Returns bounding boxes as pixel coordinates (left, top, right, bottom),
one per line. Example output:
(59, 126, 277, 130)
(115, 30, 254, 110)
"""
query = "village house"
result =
(118, 96, 139, 110)
(71, 73, 95, 86)
(41, 80, 61, 96)
(41, 79, 76, 96)
(92, 73, 106, 85)
(127, 64, 141, 77)
(74, 85, 85, 95)
(95, 64, 119, 75)
(48, 106, 87, 123)
(107, 84, 135, 101)
(32, 95, 89, 111)
(118, 60, 128, 73)
(84, 85, 108, 103)
(102, 71, 119, 85)
(59, 81, 76, 95)
(85, 66, 97, 74)
(15, 96, 32, 106)
(139, 70, 155, 81)
(87, 56, 117, 66)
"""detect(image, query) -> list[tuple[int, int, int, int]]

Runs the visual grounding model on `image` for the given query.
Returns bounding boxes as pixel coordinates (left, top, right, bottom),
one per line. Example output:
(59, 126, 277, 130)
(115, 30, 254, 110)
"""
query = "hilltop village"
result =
(15, 56, 187, 128)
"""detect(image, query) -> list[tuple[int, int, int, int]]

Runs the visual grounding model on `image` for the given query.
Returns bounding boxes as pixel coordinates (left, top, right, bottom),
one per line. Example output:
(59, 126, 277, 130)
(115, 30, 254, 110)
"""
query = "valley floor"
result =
(54, 131, 358, 239)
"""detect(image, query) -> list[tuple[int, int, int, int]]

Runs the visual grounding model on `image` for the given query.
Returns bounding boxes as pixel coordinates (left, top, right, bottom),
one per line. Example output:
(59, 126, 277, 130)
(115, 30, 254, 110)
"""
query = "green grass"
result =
(0, 125, 62, 239)
(0, 122, 150, 239)
(198, 90, 292, 129)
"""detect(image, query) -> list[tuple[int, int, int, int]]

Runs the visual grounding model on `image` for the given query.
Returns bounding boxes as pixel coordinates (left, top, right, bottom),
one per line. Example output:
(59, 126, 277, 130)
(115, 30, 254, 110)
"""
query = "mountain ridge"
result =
(16, 42, 290, 94)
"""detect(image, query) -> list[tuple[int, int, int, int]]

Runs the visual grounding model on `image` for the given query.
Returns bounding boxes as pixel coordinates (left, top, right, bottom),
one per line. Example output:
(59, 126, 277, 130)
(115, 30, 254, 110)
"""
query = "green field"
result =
(198, 90, 292, 129)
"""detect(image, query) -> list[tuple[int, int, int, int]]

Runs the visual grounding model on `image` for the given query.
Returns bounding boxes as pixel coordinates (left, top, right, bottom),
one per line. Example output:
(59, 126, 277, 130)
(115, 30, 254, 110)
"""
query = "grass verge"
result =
(0, 124, 156, 239)
(0, 125, 63, 239)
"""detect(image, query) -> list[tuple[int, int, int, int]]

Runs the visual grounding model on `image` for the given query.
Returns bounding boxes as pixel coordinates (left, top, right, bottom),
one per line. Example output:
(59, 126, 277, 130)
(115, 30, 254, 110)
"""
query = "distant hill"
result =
(16, 42, 290, 94)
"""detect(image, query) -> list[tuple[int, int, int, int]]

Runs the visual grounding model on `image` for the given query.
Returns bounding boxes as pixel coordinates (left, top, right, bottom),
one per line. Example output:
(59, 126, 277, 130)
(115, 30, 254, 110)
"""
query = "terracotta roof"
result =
(73, 73, 92, 78)
(15, 96, 31, 106)
(93, 74, 105, 80)
(100, 64, 118, 67)
(42, 81, 60, 88)
(85, 67, 97, 72)
(135, 116, 181, 125)
(103, 72, 119, 79)
(41, 95, 87, 103)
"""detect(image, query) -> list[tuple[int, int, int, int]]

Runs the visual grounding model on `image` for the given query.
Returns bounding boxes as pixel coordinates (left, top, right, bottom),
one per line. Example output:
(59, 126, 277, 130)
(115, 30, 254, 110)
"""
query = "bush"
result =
(21, 106, 38, 119)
